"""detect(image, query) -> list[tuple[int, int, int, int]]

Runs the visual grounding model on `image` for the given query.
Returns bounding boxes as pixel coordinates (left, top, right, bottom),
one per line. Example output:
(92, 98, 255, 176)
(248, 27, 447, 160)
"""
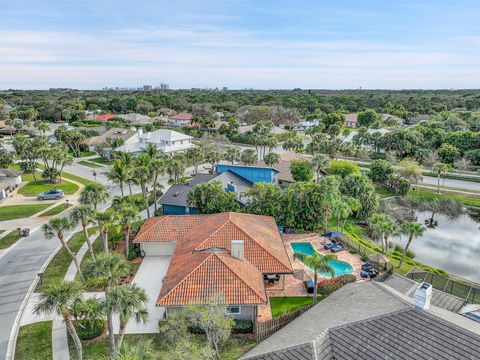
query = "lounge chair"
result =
(360, 271, 369, 279)
(331, 242, 345, 253)
(324, 242, 335, 250)
(304, 280, 315, 294)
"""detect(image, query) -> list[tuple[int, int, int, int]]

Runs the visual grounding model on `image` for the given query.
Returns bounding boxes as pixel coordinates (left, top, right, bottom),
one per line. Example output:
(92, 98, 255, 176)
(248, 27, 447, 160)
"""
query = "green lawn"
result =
(410, 188, 480, 208)
(35, 229, 96, 292)
(0, 204, 51, 221)
(68, 150, 96, 158)
(269, 296, 315, 318)
(78, 160, 103, 168)
(0, 230, 22, 250)
(15, 321, 52, 360)
(89, 157, 112, 165)
(68, 333, 256, 360)
(41, 203, 73, 216)
(18, 179, 79, 197)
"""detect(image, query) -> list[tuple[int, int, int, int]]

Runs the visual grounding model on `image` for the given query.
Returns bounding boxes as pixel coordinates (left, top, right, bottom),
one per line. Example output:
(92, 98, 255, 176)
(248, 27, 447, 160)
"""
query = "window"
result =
(226, 305, 241, 315)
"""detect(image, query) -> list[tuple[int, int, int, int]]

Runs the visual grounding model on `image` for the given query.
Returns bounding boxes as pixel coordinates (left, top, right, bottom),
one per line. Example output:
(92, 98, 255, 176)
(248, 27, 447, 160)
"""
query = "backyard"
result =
(269, 296, 315, 318)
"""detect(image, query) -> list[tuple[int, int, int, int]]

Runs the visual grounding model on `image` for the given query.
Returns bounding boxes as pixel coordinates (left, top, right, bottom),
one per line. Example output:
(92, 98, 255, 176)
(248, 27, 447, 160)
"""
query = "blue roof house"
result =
(215, 164, 279, 184)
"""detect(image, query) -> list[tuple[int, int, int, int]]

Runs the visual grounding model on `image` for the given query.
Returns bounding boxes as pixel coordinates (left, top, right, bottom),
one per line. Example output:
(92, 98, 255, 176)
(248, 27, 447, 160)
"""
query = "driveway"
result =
(117, 256, 172, 334)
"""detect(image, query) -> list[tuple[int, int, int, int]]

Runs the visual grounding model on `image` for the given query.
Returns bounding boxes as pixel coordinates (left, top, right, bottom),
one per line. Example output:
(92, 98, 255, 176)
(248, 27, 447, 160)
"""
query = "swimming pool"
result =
(290, 242, 353, 277)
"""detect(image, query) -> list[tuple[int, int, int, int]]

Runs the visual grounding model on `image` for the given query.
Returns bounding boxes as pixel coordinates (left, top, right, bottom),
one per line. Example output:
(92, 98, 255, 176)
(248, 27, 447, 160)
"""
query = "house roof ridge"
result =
(157, 252, 213, 305)
(217, 253, 267, 304)
(134, 216, 170, 241)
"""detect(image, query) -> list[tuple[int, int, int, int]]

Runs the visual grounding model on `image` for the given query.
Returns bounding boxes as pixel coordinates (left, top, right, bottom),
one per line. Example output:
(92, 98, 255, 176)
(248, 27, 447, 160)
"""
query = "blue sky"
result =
(1, 0, 480, 89)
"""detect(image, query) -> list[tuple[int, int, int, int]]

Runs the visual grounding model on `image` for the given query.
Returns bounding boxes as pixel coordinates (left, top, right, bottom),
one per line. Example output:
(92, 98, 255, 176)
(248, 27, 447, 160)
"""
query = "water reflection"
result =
(395, 211, 480, 282)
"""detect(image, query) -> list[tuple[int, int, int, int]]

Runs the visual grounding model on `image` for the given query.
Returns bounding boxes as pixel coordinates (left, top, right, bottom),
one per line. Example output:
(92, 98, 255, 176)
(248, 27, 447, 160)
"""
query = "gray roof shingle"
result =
(243, 281, 480, 360)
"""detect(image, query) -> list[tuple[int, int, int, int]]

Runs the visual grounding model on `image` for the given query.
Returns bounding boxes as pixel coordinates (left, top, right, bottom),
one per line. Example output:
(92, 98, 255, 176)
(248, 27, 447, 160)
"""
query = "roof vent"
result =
(413, 282, 433, 310)
(173, 191, 179, 197)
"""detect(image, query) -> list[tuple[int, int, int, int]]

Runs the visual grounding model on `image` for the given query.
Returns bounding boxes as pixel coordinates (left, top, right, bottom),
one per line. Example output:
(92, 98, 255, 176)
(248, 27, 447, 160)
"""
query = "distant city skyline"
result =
(1, 0, 480, 90)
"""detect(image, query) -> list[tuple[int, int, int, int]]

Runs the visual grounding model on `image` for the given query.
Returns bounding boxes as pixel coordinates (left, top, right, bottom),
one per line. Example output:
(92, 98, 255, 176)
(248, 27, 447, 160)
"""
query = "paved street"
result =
(0, 160, 177, 359)
(421, 175, 480, 192)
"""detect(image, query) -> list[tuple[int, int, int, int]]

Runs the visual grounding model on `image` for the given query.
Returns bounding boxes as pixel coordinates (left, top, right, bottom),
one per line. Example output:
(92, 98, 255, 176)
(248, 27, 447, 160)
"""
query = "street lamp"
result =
(93, 170, 97, 182)
(66, 199, 69, 208)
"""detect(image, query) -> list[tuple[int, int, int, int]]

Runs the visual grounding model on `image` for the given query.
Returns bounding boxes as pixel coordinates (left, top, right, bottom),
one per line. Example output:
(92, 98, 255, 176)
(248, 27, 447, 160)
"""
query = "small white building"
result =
(115, 128, 195, 154)
(0, 168, 23, 188)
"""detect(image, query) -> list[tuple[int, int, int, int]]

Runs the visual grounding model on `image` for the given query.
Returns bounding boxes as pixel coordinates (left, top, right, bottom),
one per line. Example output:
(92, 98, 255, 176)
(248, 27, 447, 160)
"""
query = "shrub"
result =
(127, 243, 141, 260)
(328, 160, 361, 178)
(233, 320, 253, 333)
(406, 250, 415, 259)
(74, 320, 105, 340)
(393, 244, 403, 253)
(368, 159, 393, 183)
(317, 274, 356, 296)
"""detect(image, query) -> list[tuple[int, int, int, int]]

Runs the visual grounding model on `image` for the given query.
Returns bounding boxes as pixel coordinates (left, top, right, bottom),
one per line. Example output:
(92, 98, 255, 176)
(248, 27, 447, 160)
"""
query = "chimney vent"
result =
(231, 240, 244, 260)
(413, 282, 432, 310)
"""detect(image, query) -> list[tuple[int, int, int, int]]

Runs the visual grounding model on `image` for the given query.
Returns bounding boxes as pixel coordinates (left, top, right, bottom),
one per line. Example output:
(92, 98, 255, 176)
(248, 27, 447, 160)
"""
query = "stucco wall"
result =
(141, 242, 176, 256)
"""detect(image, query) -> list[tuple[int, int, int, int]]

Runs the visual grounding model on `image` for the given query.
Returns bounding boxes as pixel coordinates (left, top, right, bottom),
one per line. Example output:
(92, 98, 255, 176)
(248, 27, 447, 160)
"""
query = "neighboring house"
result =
(299, 119, 320, 131)
(238, 125, 287, 135)
(158, 171, 253, 215)
(344, 113, 358, 128)
(133, 212, 293, 321)
(216, 164, 279, 184)
(257, 151, 309, 185)
(0, 168, 23, 188)
(0, 120, 36, 135)
(96, 113, 118, 122)
(0, 184, 7, 201)
(86, 127, 138, 151)
(343, 128, 392, 143)
(243, 280, 480, 359)
(278, 119, 298, 130)
(117, 113, 154, 125)
(168, 113, 193, 126)
(115, 128, 195, 154)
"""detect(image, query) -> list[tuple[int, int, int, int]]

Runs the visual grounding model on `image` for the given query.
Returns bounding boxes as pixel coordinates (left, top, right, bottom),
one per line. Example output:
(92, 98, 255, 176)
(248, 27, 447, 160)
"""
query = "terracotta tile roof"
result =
(134, 212, 292, 274)
(344, 113, 358, 122)
(96, 113, 117, 122)
(157, 252, 267, 306)
(169, 113, 193, 121)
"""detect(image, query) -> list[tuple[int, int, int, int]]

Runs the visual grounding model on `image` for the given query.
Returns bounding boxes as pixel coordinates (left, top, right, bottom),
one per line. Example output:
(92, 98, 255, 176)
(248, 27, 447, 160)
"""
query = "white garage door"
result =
(142, 242, 176, 256)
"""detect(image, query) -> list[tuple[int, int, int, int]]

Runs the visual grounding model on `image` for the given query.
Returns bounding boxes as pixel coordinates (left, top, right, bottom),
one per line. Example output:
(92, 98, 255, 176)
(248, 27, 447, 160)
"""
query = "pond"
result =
(394, 211, 480, 282)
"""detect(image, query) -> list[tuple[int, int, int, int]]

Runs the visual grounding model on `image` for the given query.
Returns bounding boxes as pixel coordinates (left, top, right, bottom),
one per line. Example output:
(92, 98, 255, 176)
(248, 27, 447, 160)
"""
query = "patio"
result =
(257, 232, 363, 323)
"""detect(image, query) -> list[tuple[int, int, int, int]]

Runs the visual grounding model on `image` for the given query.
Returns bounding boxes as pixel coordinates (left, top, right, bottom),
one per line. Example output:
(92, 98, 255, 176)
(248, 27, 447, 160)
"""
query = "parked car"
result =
(37, 189, 64, 200)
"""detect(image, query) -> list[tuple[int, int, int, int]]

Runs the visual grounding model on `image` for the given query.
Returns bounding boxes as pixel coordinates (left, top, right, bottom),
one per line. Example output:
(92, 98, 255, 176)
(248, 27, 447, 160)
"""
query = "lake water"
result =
(394, 211, 480, 282)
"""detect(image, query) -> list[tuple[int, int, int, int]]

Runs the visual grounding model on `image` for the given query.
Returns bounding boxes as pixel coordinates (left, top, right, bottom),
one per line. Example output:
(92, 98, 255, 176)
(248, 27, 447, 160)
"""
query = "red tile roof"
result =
(157, 252, 267, 306)
(134, 212, 292, 274)
(134, 212, 293, 306)
(345, 113, 358, 122)
(96, 113, 118, 122)
(169, 113, 192, 121)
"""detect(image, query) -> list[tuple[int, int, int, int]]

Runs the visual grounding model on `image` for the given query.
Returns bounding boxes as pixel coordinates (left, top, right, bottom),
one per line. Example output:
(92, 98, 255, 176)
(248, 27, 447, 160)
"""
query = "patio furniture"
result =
(304, 280, 315, 294)
(331, 242, 345, 253)
(321, 232, 346, 238)
(324, 242, 335, 250)
(360, 271, 369, 279)
(368, 270, 379, 279)
(361, 262, 373, 271)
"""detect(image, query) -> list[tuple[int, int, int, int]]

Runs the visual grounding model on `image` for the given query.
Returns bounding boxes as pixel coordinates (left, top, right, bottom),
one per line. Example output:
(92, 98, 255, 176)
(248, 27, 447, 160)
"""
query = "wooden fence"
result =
(255, 303, 315, 341)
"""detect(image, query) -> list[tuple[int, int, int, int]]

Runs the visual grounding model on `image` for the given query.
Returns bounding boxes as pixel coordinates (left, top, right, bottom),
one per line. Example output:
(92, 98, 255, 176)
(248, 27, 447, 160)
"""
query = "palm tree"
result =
(149, 157, 166, 213)
(293, 252, 336, 303)
(105, 161, 129, 197)
(70, 205, 96, 259)
(186, 147, 205, 174)
(95, 210, 117, 253)
(241, 148, 258, 165)
(264, 152, 280, 166)
(166, 158, 186, 184)
(118, 205, 141, 259)
(42, 217, 84, 281)
(79, 183, 109, 210)
(370, 213, 397, 255)
(312, 154, 329, 182)
(131, 165, 152, 218)
(34, 281, 84, 360)
(399, 222, 425, 268)
(84, 253, 130, 358)
(225, 147, 241, 164)
(145, 143, 159, 159)
(108, 284, 148, 354)
(433, 163, 450, 194)
(118, 151, 134, 195)
(115, 340, 158, 360)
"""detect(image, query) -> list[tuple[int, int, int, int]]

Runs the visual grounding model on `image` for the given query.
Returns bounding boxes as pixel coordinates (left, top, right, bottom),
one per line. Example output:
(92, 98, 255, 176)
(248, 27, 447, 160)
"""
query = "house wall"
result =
(216, 164, 277, 184)
(141, 242, 176, 256)
(166, 305, 257, 321)
(162, 204, 198, 215)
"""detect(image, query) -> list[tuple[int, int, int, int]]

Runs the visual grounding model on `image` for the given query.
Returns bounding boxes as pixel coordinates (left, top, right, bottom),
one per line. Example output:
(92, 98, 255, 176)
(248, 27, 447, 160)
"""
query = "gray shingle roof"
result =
(243, 281, 480, 360)
(158, 171, 253, 207)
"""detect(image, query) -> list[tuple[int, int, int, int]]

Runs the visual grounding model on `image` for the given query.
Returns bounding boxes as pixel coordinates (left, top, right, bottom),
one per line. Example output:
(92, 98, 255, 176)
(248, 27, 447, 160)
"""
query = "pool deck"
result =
(258, 233, 363, 323)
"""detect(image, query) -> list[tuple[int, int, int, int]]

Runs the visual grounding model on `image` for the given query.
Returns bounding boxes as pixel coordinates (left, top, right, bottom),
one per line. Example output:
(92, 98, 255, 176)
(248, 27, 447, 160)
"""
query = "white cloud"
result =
(0, 27, 479, 89)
